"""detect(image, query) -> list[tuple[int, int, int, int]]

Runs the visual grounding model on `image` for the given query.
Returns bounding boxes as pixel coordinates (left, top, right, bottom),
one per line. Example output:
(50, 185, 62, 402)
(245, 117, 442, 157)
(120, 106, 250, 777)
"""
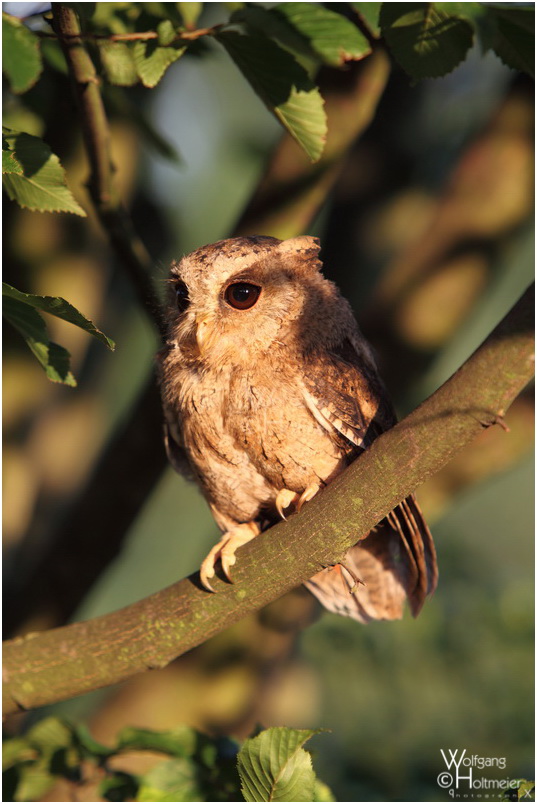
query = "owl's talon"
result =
(275, 488, 298, 520)
(297, 483, 321, 512)
(199, 522, 260, 591)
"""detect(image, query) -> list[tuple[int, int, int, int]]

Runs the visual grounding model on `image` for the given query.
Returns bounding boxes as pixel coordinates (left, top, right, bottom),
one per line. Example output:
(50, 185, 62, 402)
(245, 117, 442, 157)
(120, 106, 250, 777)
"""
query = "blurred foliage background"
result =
(3, 2, 534, 801)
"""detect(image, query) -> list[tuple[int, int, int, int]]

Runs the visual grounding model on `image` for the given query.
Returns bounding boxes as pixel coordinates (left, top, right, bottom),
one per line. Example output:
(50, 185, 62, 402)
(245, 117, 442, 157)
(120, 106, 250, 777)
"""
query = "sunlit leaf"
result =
(117, 725, 198, 756)
(2, 12, 42, 93)
(178, 2, 203, 30)
(380, 3, 475, 79)
(3, 283, 115, 351)
(133, 40, 186, 87)
(217, 30, 326, 162)
(3, 296, 75, 386)
(2, 129, 87, 216)
(98, 41, 139, 86)
(273, 2, 371, 66)
(137, 757, 204, 802)
(238, 727, 323, 802)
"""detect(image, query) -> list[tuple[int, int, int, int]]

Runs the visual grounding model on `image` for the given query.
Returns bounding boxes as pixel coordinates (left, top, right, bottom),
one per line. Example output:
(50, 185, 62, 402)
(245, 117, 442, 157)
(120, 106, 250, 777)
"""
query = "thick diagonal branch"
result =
(3, 284, 533, 717)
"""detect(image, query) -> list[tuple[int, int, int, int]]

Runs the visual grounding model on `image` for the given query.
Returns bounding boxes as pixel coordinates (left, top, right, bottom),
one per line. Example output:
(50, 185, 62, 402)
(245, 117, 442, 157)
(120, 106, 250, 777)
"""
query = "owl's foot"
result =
(297, 483, 321, 511)
(276, 488, 299, 520)
(323, 563, 365, 594)
(200, 522, 260, 591)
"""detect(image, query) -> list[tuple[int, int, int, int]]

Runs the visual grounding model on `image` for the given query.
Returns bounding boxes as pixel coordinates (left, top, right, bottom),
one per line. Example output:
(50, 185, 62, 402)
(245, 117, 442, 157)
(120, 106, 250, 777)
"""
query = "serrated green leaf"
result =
(274, 2, 371, 66)
(3, 295, 76, 386)
(217, 30, 326, 162)
(2, 12, 43, 93)
(238, 727, 322, 802)
(380, 3, 475, 79)
(2, 129, 86, 216)
(137, 757, 204, 802)
(3, 283, 115, 350)
(2, 146, 22, 174)
(178, 2, 203, 30)
(98, 41, 139, 86)
(352, 2, 382, 37)
(133, 39, 186, 87)
(117, 725, 198, 756)
(486, 5, 534, 77)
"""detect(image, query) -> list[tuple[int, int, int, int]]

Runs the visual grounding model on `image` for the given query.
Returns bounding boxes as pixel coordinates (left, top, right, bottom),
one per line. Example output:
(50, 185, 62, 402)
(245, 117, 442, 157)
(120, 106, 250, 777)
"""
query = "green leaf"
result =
(238, 727, 322, 802)
(133, 40, 186, 87)
(2, 737, 37, 771)
(137, 757, 204, 802)
(73, 724, 115, 760)
(117, 725, 198, 757)
(2, 146, 22, 175)
(313, 778, 336, 802)
(157, 18, 176, 46)
(100, 771, 139, 802)
(98, 41, 139, 86)
(352, 2, 382, 37)
(380, 3, 475, 79)
(26, 717, 74, 753)
(3, 296, 76, 385)
(13, 759, 57, 802)
(217, 30, 327, 162)
(2, 12, 43, 93)
(178, 2, 203, 30)
(2, 128, 87, 216)
(273, 2, 371, 66)
(2, 283, 115, 351)
(486, 5, 534, 77)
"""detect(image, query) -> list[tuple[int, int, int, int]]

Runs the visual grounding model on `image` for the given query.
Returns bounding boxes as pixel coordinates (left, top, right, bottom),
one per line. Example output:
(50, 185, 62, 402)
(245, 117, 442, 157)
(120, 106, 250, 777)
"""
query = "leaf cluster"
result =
(3, 719, 333, 802)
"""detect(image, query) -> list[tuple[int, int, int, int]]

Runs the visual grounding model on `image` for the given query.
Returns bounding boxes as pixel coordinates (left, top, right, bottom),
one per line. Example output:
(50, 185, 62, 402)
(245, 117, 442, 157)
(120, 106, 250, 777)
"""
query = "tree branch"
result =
(51, 4, 166, 338)
(3, 284, 533, 716)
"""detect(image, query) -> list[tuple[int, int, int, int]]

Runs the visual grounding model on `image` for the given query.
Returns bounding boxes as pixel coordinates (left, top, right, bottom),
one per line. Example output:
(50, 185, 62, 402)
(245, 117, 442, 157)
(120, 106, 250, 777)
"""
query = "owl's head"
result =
(166, 235, 353, 369)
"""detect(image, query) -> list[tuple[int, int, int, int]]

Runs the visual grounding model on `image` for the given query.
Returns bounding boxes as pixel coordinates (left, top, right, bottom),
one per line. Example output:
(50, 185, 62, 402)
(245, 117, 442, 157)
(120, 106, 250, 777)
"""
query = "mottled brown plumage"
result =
(157, 235, 437, 621)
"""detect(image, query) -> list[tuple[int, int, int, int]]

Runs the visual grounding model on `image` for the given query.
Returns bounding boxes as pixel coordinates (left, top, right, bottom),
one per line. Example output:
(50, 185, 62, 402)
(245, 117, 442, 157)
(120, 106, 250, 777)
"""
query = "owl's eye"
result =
(175, 281, 190, 313)
(224, 282, 261, 311)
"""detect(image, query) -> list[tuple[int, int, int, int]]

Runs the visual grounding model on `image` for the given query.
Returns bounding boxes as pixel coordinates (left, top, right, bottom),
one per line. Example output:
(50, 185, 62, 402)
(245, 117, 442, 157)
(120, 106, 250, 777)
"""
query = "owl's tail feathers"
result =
(304, 494, 438, 623)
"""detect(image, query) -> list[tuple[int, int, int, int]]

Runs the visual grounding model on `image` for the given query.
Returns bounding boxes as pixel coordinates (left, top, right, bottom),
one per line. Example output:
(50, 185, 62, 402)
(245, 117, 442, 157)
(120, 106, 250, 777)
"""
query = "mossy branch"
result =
(3, 284, 533, 717)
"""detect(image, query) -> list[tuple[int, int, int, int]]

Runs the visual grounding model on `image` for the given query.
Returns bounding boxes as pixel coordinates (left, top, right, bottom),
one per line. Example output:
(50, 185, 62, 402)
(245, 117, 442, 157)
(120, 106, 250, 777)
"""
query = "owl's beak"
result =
(195, 315, 213, 357)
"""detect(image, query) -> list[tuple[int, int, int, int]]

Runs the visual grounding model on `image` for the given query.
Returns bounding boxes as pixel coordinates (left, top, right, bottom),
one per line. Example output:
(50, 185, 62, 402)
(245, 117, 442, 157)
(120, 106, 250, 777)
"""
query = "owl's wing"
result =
(300, 336, 437, 621)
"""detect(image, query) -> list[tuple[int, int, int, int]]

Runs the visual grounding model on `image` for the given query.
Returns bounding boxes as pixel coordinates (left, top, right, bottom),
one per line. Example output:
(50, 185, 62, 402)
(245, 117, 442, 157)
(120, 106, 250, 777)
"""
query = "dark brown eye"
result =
(224, 282, 261, 310)
(175, 281, 190, 313)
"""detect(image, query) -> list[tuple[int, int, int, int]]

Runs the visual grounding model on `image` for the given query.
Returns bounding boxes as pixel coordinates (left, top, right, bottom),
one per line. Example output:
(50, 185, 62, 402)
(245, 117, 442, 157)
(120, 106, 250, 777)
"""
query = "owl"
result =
(158, 235, 437, 622)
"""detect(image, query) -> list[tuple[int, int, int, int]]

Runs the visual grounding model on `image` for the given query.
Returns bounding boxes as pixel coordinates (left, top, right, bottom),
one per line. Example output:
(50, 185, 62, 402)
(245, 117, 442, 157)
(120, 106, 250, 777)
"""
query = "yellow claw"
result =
(199, 522, 260, 591)
(297, 483, 321, 511)
(275, 488, 298, 520)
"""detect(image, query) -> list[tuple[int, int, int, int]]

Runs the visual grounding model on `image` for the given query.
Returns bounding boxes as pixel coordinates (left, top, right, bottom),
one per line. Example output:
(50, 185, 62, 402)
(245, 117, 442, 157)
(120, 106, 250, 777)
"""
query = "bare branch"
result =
(3, 284, 533, 716)
(51, 4, 166, 338)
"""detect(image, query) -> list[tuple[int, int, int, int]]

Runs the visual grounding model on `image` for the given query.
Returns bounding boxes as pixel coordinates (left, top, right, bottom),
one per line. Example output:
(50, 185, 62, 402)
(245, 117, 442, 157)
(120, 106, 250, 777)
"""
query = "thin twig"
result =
(38, 24, 221, 43)
(51, 4, 166, 338)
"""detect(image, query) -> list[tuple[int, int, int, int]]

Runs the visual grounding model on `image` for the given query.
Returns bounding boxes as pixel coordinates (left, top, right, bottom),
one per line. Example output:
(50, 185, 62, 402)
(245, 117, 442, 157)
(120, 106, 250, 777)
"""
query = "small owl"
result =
(158, 235, 437, 622)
